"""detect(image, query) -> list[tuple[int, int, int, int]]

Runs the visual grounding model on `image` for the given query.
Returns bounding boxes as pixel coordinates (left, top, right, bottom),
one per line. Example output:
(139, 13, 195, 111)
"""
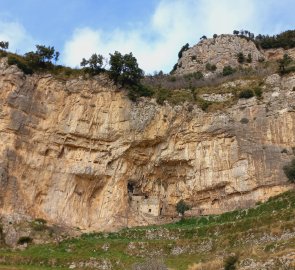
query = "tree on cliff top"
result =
(178, 43, 189, 59)
(109, 51, 144, 87)
(0, 41, 9, 50)
(35, 45, 59, 63)
(109, 51, 152, 101)
(24, 45, 60, 69)
(80, 53, 105, 74)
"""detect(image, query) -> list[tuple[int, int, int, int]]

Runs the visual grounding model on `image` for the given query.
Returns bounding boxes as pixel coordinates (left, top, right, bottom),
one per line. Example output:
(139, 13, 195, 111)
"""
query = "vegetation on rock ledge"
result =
(0, 190, 294, 270)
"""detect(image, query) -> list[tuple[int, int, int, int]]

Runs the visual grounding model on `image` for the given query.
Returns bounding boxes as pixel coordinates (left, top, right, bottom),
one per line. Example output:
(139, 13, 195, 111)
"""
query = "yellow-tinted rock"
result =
(0, 59, 294, 231)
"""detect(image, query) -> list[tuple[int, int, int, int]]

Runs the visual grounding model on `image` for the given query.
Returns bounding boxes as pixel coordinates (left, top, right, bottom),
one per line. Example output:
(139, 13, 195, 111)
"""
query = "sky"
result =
(0, 0, 294, 73)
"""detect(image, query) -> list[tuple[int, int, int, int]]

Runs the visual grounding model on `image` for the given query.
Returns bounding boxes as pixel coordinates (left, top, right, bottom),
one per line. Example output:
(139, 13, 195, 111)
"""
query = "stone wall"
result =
(130, 196, 162, 217)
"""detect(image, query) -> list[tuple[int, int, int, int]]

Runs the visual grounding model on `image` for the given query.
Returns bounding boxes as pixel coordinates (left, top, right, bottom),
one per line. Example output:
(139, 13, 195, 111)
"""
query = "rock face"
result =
(175, 35, 264, 75)
(0, 59, 294, 232)
(265, 47, 295, 61)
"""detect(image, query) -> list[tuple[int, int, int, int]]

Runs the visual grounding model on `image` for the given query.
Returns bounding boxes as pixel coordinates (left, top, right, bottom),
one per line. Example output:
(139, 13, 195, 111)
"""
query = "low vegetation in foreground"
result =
(0, 190, 294, 270)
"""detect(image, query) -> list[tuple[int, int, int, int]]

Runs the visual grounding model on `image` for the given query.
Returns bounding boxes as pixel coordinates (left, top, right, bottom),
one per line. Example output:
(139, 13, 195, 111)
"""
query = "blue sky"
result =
(0, 0, 294, 73)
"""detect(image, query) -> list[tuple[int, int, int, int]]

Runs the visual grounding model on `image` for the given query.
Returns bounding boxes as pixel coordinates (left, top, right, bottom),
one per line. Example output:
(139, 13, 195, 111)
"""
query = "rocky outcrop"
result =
(264, 47, 295, 61)
(0, 58, 294, 232)
(175, 35, 264, 75)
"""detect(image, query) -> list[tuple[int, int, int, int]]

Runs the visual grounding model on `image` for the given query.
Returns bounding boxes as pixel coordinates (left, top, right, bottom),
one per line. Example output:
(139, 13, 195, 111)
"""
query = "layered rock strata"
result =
(0, 59, 294, 231)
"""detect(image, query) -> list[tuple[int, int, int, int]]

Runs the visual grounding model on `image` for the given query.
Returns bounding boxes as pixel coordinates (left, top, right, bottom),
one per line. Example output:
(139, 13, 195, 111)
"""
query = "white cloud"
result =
(0, 20, 36, 54)
(63, 0, 291, 73)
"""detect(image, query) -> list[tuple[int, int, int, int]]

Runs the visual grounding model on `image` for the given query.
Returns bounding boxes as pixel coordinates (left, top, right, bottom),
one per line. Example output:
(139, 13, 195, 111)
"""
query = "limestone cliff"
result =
(175, 35, 264, 75)
(0, 58, 294, 232)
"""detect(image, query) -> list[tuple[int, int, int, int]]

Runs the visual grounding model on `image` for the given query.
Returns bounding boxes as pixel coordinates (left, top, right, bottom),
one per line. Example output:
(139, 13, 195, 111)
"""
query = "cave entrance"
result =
(127, 182, 135, 195)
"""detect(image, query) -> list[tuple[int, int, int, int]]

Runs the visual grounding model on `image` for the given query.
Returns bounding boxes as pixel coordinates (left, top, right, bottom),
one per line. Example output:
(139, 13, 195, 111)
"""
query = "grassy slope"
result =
(0, 190, 294, 270)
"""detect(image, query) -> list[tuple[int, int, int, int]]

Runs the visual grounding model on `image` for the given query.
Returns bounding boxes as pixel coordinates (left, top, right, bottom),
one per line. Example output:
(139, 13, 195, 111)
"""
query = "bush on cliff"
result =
(7, 55, 33, 75)
(278, 54, 293, 74)
(206, 63, 217, 72)
(283, 158, 295, 183)
(176, 200, 190, 217)
(109, 51, 152, 101)
(109, 51, 144, 87)
(254, 87, 263, 98)
(237, 52, 245, 64)
(255, 30, 295, 49)
(224, 255, 239, 270)
(80, 53, 105, 75)
(24, 45, 59, 69)
(178, 43, 190, 59)
(222, 66, 236, 76)
(7, 44, 59, 74)
(238, 89, 254, 99)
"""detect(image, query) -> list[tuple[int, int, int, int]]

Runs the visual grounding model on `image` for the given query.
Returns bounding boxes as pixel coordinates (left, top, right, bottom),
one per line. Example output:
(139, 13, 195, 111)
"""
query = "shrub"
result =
(254, 87, 263, 98)
(176, 199, 190, 216)
(127, 84, 153, 102)
(32, 218, 47, 231)
(278, 54, 293, 74)
(7, 56, 33, 75)
(283, 158, 295, 183)
(197, 99, 212, 111)
(193, 71, 203, 80)
(237, 52, 245, 64)
(224, 255, 238, 270)
(206, 63, 217, 72)
(156, 88, 171, 105)
(239, 89, 254, 99)
(17, 236, 33, 245)
(0, 51, 7, 58)
(247, 53, 252, 63)
(184, 71, 203, 81)
(222, 66, 235, 76)
(7, 44, 60, 74)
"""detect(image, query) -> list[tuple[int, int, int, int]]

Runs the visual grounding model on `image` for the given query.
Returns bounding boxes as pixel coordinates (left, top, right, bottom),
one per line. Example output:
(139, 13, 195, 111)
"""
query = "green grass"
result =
(0, 190, 294, 269)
